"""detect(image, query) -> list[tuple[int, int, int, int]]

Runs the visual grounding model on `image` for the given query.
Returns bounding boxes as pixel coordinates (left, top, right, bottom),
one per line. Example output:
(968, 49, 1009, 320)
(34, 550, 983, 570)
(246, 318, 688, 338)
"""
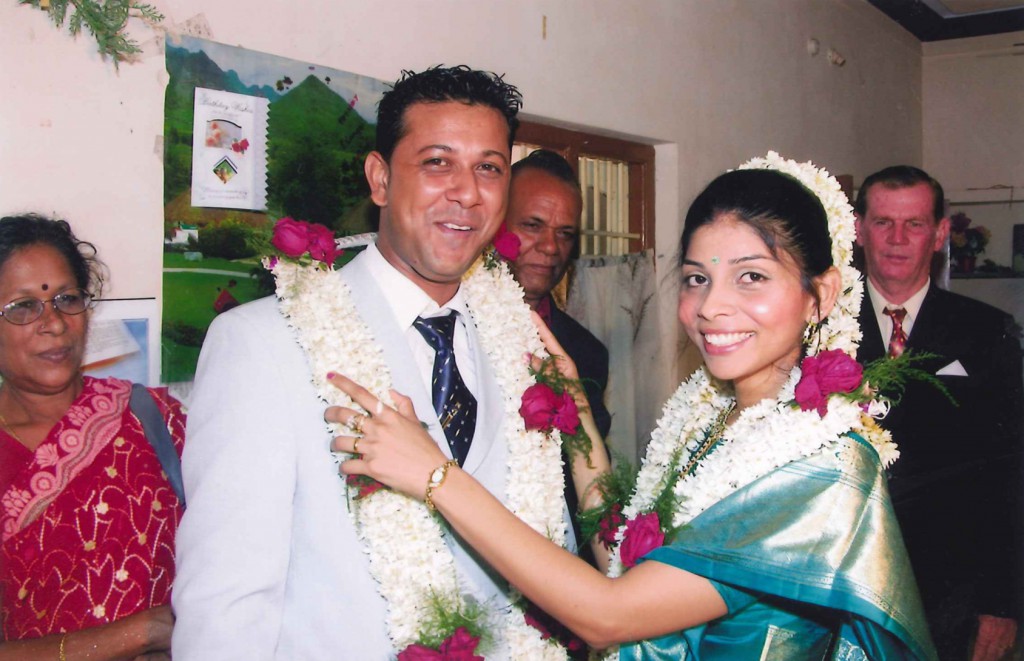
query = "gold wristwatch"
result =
(425, 459, 459, 511)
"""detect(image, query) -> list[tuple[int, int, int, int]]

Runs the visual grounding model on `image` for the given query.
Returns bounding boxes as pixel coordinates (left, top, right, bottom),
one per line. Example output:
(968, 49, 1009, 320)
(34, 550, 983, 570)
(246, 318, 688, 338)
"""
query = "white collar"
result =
(867, 278, 929, 339)
(362, 243, 470, 329)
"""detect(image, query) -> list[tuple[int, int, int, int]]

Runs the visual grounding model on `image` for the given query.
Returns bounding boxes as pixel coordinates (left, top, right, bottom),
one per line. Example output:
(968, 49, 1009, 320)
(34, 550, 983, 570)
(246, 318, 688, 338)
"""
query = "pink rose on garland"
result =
(306, 222, 342, 265)
(598, 502, 625, 550)
(397, 627, 483, 661)
(520, 383, 580, 435)
(551, 392, 580, 435)
(520, 383, 560, 429)
(524, 602, 586, 656)
(492, 223, 521, 261)
(619, 512, 665, 568)
(794, 349, 864, 417)
(271, 217, 311, 258)
(346, 474, 385, 500)
(271, 217, 341, 265)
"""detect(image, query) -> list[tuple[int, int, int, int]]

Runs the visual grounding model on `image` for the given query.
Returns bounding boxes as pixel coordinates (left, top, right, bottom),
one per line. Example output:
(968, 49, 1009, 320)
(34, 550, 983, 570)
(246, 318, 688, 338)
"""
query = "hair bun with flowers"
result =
(736, 152, 864, 358)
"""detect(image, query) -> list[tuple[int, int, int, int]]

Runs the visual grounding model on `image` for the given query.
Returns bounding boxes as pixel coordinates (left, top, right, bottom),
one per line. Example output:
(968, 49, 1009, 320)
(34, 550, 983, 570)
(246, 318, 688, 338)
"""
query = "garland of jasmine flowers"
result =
(267, 247, 569, 659)
(597, 153, 897, 658)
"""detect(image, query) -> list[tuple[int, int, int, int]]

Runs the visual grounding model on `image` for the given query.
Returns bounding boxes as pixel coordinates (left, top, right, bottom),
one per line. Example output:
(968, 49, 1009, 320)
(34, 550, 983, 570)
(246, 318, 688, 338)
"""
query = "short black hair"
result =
(375, 65, 523, 162)
(511, 149, 580, 192)
(854, 165, 945, 222)
(0, 214, 105, 297)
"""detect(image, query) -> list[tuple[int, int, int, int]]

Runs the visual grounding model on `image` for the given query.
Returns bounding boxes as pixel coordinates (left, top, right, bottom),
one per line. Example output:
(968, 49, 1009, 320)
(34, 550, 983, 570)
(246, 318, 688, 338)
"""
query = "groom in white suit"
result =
(172, 66, 574, 659)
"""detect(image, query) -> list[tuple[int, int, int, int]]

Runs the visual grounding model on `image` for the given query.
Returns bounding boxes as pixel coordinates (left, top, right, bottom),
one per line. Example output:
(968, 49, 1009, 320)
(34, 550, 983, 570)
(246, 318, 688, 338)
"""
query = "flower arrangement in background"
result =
(949, 212, 990, 273)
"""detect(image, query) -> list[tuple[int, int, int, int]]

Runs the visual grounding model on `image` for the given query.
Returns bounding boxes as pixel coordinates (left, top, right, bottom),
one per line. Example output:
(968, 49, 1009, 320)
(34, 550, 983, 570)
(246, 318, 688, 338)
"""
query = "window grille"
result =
(512, 122, 654, 257)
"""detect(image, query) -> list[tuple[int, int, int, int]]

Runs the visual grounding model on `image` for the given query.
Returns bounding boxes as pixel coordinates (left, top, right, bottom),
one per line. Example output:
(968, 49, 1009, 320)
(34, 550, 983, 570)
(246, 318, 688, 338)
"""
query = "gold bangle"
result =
(424, 459, 459, 512)
(59, 632, 68, 661)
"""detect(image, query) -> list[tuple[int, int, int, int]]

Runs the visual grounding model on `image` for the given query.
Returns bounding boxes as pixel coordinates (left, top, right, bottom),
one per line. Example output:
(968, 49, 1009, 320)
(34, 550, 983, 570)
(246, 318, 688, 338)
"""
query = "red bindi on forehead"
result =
(41, 284, 49, 291)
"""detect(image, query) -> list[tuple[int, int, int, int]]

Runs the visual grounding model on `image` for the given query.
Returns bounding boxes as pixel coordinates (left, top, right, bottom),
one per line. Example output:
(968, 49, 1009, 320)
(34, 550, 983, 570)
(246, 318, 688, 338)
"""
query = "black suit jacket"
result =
(547, 298, 611, 564)
(857, 285, 1023, 624)
(548, 301, 611, 439)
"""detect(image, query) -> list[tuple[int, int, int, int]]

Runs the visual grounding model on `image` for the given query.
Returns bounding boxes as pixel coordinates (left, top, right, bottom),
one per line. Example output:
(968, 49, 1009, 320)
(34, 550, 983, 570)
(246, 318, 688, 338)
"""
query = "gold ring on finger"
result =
(350, 413, 365, 435)
(352, 437, 361, 455)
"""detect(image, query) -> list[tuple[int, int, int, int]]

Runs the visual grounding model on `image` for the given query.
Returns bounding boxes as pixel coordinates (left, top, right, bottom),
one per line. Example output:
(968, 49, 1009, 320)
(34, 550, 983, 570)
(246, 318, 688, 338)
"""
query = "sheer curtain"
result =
(566, 250, 674, 464)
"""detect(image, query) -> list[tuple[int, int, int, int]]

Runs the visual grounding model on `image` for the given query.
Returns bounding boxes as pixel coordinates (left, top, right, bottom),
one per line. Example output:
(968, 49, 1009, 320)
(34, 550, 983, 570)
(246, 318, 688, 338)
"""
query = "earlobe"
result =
(365, 151, 390, 207)
(813, 267, 843, 320)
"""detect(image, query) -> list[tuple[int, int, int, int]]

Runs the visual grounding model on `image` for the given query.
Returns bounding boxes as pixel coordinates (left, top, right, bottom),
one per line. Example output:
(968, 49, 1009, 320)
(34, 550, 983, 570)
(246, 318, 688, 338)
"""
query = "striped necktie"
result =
(884, 307, 908, 359)
(413, 312, 477, 465)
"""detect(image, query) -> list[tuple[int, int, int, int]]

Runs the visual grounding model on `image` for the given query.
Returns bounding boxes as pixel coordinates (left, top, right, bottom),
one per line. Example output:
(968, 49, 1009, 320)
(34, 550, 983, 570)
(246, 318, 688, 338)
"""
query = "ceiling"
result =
(867, 0, 1024, 40)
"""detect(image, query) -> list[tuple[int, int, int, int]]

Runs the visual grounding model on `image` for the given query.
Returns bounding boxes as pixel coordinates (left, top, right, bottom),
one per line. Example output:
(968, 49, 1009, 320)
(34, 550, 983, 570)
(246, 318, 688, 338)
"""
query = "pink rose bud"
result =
(306, 222, 341, 265)
(552, 391, 580, 435)
(438, 627, 483, 660)
(519, 383, 559, 430)
(795, 349, 864, 417)
(619, 512, 665, 568)
(271, 217, 313, 258)
(493, 223, 521, 261)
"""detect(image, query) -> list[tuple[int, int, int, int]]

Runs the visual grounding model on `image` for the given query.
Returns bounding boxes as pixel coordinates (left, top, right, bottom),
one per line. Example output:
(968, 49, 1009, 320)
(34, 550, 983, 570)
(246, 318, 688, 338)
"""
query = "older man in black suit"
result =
(504, 149, 611, 561)
(854, 165, 1023, 661)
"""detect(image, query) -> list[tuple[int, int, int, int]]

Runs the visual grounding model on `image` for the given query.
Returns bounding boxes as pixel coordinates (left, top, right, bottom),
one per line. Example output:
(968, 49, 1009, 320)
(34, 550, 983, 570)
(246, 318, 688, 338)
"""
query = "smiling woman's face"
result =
(678, 214, 816, 405)
(0, 243, 88, 398)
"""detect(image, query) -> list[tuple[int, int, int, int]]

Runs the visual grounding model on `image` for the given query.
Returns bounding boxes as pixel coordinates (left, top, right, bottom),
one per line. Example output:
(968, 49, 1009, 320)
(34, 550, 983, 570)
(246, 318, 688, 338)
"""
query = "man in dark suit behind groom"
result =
(504, 149, 611, 562)
(854, 165, 1023, 661)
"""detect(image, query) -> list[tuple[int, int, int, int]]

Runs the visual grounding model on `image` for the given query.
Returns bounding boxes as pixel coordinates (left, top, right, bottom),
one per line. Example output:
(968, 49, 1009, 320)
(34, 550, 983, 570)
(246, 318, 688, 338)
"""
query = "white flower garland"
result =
(270, 253, 568, 659)
(738, 151, 864, 357)
(603, 153, 896, 656)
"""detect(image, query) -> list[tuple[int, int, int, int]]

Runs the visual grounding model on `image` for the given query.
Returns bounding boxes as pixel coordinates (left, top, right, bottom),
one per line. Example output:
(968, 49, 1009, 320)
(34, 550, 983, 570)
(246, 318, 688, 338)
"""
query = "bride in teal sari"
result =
(328, 153, 937, 660)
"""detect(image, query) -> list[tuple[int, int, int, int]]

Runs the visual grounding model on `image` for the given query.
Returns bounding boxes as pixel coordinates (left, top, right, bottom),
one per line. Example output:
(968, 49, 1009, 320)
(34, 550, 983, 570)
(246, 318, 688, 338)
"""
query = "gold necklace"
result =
(681, 402, 736, 477)
(0, 408, 24, 445)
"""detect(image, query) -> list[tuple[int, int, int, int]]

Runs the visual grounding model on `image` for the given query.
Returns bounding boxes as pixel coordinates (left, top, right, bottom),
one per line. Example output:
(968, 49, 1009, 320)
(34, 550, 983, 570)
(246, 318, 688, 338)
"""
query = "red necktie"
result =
(884, 307, 908, 359)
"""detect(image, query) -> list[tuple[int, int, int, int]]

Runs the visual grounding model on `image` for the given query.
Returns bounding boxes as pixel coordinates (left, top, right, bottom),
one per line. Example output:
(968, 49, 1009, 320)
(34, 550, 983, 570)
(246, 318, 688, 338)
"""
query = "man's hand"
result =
(971, 615, 1018, 661)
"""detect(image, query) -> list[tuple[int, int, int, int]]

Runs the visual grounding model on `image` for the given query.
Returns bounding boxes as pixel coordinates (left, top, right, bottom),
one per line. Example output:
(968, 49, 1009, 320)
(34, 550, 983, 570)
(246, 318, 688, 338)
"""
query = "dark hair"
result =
(853, 165, 945, 222)
(375, 65, 523, 162)
(511, 149, 580, 192)
(679, 169, 833, 299)
(0, 214, 105, 297)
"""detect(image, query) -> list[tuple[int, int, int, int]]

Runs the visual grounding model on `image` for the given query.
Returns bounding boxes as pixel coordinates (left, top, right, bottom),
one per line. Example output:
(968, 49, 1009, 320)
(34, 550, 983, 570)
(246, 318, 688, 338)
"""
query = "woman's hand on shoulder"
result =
(325, 373, 448, 500)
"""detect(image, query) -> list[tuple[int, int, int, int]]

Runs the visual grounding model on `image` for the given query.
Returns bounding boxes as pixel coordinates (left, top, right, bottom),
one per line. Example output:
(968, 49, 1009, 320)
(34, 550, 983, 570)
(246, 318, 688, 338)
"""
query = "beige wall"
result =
(0, 0, 922, 386)
(923, 31, 1024, 267)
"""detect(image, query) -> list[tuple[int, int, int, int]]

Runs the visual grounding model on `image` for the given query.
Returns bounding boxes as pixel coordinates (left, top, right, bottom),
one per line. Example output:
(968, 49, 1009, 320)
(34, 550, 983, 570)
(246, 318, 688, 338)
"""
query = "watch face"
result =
(430, 467, 446, 485)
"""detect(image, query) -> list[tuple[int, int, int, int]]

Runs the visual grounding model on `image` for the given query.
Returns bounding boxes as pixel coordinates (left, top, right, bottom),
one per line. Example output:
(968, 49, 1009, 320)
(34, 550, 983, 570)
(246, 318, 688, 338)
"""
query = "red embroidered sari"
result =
(0, 377, 185, 639)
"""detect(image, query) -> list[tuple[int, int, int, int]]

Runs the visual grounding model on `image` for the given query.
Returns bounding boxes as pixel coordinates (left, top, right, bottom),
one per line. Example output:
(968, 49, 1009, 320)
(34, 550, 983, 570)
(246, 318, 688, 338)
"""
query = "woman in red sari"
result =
(0, 215, 184, 660)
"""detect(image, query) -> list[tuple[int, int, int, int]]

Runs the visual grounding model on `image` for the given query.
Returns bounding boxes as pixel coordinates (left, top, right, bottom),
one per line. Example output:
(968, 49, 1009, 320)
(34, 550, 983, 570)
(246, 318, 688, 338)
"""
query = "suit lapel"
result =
(459, 319, 503, 473)
(857, 296, 886, 363)
(340, 255, 455, 461)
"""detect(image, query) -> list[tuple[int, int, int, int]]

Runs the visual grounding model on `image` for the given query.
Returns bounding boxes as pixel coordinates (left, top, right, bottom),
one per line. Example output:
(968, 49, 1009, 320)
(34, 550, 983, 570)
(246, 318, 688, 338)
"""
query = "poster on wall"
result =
(190, 87, 269, 210)
(162, 35, 388, 384)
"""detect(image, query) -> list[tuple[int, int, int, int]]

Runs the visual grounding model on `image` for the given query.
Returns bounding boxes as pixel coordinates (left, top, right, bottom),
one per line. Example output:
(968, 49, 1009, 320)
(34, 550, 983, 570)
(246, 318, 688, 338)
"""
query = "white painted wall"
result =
(1, 0, 922, 391)
(923, 31, 1024, 267)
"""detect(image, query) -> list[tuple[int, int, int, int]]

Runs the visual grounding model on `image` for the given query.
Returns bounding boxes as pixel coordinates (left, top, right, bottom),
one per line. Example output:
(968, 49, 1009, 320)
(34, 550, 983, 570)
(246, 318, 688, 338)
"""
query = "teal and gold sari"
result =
(621, 434, 937, 661)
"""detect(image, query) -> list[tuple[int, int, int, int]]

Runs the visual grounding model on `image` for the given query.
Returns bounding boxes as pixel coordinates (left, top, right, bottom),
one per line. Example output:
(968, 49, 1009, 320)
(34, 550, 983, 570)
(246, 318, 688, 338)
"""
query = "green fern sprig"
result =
(21, 0, 164, 66)
(861, 351, 956, 408)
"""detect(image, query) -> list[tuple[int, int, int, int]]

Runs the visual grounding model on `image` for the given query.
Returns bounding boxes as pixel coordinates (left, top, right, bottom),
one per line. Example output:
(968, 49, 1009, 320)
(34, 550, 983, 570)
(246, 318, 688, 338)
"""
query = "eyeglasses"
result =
(0, 288, 93, 325)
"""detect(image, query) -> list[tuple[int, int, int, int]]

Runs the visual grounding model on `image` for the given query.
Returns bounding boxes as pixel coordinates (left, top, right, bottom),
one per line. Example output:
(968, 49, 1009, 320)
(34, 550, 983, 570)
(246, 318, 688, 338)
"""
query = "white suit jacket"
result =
(172, 251, 569, 660)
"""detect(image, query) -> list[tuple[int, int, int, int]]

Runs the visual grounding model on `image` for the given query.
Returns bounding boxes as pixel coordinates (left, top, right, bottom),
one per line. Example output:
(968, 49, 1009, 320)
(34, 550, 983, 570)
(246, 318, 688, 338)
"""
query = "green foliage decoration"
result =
(196, 219, 263, 260)
(20, 0, 163, 66)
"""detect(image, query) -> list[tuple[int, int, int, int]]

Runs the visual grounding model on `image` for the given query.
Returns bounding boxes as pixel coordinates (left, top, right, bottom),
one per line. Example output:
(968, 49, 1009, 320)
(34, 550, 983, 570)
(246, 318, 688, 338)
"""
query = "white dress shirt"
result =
(362, 243, 478, 395)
